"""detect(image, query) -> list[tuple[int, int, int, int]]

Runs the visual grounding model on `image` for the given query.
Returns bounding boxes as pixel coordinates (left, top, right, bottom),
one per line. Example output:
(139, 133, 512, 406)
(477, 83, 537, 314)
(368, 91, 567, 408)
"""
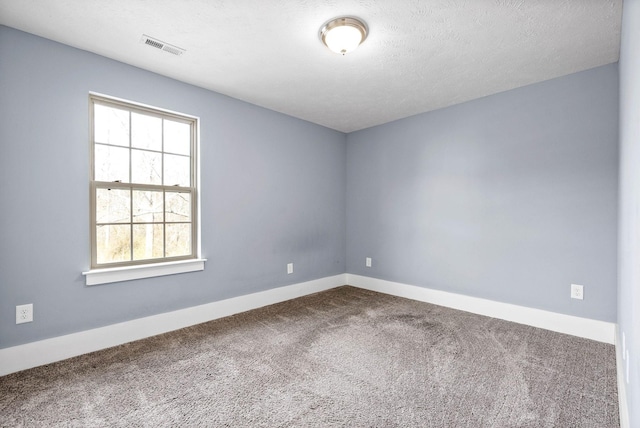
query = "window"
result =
(89, 94, 199, 272)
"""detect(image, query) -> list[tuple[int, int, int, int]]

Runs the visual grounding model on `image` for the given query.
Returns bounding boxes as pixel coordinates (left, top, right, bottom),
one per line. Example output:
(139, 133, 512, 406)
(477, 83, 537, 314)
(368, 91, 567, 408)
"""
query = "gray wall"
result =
(346, 64, 619, 322)
(0, 26, 347, 349)
(618, 0, 640, 424)
(0, 24, 621, 356)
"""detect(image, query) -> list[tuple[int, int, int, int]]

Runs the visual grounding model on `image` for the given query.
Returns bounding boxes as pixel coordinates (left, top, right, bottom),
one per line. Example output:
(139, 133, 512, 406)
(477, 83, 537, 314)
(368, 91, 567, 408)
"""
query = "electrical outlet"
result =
(365, 257, 372, 267)
(16, 304, 33, 324)
(287, 263, 294, 274)
(570, 284, 583, 300)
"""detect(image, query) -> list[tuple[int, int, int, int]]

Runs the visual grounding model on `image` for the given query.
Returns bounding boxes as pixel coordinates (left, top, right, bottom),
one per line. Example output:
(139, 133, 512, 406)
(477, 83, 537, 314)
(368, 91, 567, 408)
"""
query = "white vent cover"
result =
(140, 34, 185, 56)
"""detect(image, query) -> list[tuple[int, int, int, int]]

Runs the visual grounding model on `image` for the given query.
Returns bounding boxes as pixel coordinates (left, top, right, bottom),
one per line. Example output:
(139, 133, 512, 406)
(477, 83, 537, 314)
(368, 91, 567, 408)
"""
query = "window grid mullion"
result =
(163, 190, 167, 259)
(128, 110, 133, 262)
(161, 119, 166, 259)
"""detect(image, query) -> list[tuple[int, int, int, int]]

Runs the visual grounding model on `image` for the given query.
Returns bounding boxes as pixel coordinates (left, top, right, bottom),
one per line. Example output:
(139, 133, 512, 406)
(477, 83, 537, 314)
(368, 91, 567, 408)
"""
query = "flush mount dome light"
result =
(320, 17, 368, 55)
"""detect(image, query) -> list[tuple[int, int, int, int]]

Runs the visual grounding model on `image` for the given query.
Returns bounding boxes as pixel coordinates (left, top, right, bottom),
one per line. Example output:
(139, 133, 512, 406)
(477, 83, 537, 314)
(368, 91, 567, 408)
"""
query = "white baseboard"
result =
(346, 274, 615, 344)
(1, 273, 617, 377)
(0, 274, 347, 377)
(615, 326, 630, 428)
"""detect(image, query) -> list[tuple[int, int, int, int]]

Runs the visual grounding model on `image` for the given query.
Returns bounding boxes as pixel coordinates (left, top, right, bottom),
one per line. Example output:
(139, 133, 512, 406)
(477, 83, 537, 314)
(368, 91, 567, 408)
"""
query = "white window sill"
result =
(82, 259, 206, 286)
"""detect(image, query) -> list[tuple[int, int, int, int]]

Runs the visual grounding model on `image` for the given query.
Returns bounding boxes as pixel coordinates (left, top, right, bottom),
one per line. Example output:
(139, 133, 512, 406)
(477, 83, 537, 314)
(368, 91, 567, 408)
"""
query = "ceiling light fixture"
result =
(320, 17, 368, 55)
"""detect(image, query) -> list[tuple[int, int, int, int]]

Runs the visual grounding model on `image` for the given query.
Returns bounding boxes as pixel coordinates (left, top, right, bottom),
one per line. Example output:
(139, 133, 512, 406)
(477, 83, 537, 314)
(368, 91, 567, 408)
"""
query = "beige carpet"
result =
(0, 286, 619, 427)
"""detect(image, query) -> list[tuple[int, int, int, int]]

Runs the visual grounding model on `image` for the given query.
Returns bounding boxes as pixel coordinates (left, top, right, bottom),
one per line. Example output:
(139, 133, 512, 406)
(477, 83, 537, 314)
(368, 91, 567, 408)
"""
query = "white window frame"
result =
(83, 93, 204, 285)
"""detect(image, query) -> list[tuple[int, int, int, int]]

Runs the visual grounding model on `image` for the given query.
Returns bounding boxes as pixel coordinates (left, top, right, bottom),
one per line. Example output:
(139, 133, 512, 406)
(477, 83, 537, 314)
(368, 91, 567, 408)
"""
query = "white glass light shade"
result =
(320, 17, 368, 55)
(324, 25, 362, 54)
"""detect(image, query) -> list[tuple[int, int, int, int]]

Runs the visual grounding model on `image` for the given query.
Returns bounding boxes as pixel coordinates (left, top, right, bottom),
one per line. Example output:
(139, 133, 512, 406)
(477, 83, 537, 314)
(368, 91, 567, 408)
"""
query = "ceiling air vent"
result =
(140, 34, 186, 56)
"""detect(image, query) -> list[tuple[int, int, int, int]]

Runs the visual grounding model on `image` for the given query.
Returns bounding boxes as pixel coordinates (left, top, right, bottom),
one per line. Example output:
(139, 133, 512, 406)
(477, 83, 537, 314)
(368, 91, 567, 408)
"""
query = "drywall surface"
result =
(618, 0, 640, 424)
(0, 26, 346, 348)
(346, 64, 618, 322)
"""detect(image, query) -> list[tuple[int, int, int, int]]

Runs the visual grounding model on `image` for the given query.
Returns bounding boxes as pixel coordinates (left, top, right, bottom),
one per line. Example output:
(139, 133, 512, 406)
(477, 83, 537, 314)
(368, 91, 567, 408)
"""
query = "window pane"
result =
(95, 144, 130, 183)
(96, 224, 131, 263)
(164, 120, 191, 155)
(131, 149, 162, 185)
(164, 154, 190, 187)
(132, 112, 162, 151)
(166, 192, 191, 222)
(96, 188, 131, 223)
(133, 224, 164, 260)
(94, 104, 129, 146)
(166, 223, 191, 257)
(133, 190, 163, 223)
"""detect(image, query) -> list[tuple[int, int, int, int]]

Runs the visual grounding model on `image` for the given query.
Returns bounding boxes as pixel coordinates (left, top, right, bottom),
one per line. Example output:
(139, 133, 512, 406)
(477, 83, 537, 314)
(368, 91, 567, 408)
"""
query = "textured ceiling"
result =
(0, 0, 622, 133)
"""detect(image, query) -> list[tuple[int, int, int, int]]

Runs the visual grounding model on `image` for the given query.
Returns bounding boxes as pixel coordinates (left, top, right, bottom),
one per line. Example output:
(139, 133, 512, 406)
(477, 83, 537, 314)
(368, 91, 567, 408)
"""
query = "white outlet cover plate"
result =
(287, 263, 293, 274)
(16, 303, 33, 324)
(571, 284, 584, 300)
(366, 257, 372, 267)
